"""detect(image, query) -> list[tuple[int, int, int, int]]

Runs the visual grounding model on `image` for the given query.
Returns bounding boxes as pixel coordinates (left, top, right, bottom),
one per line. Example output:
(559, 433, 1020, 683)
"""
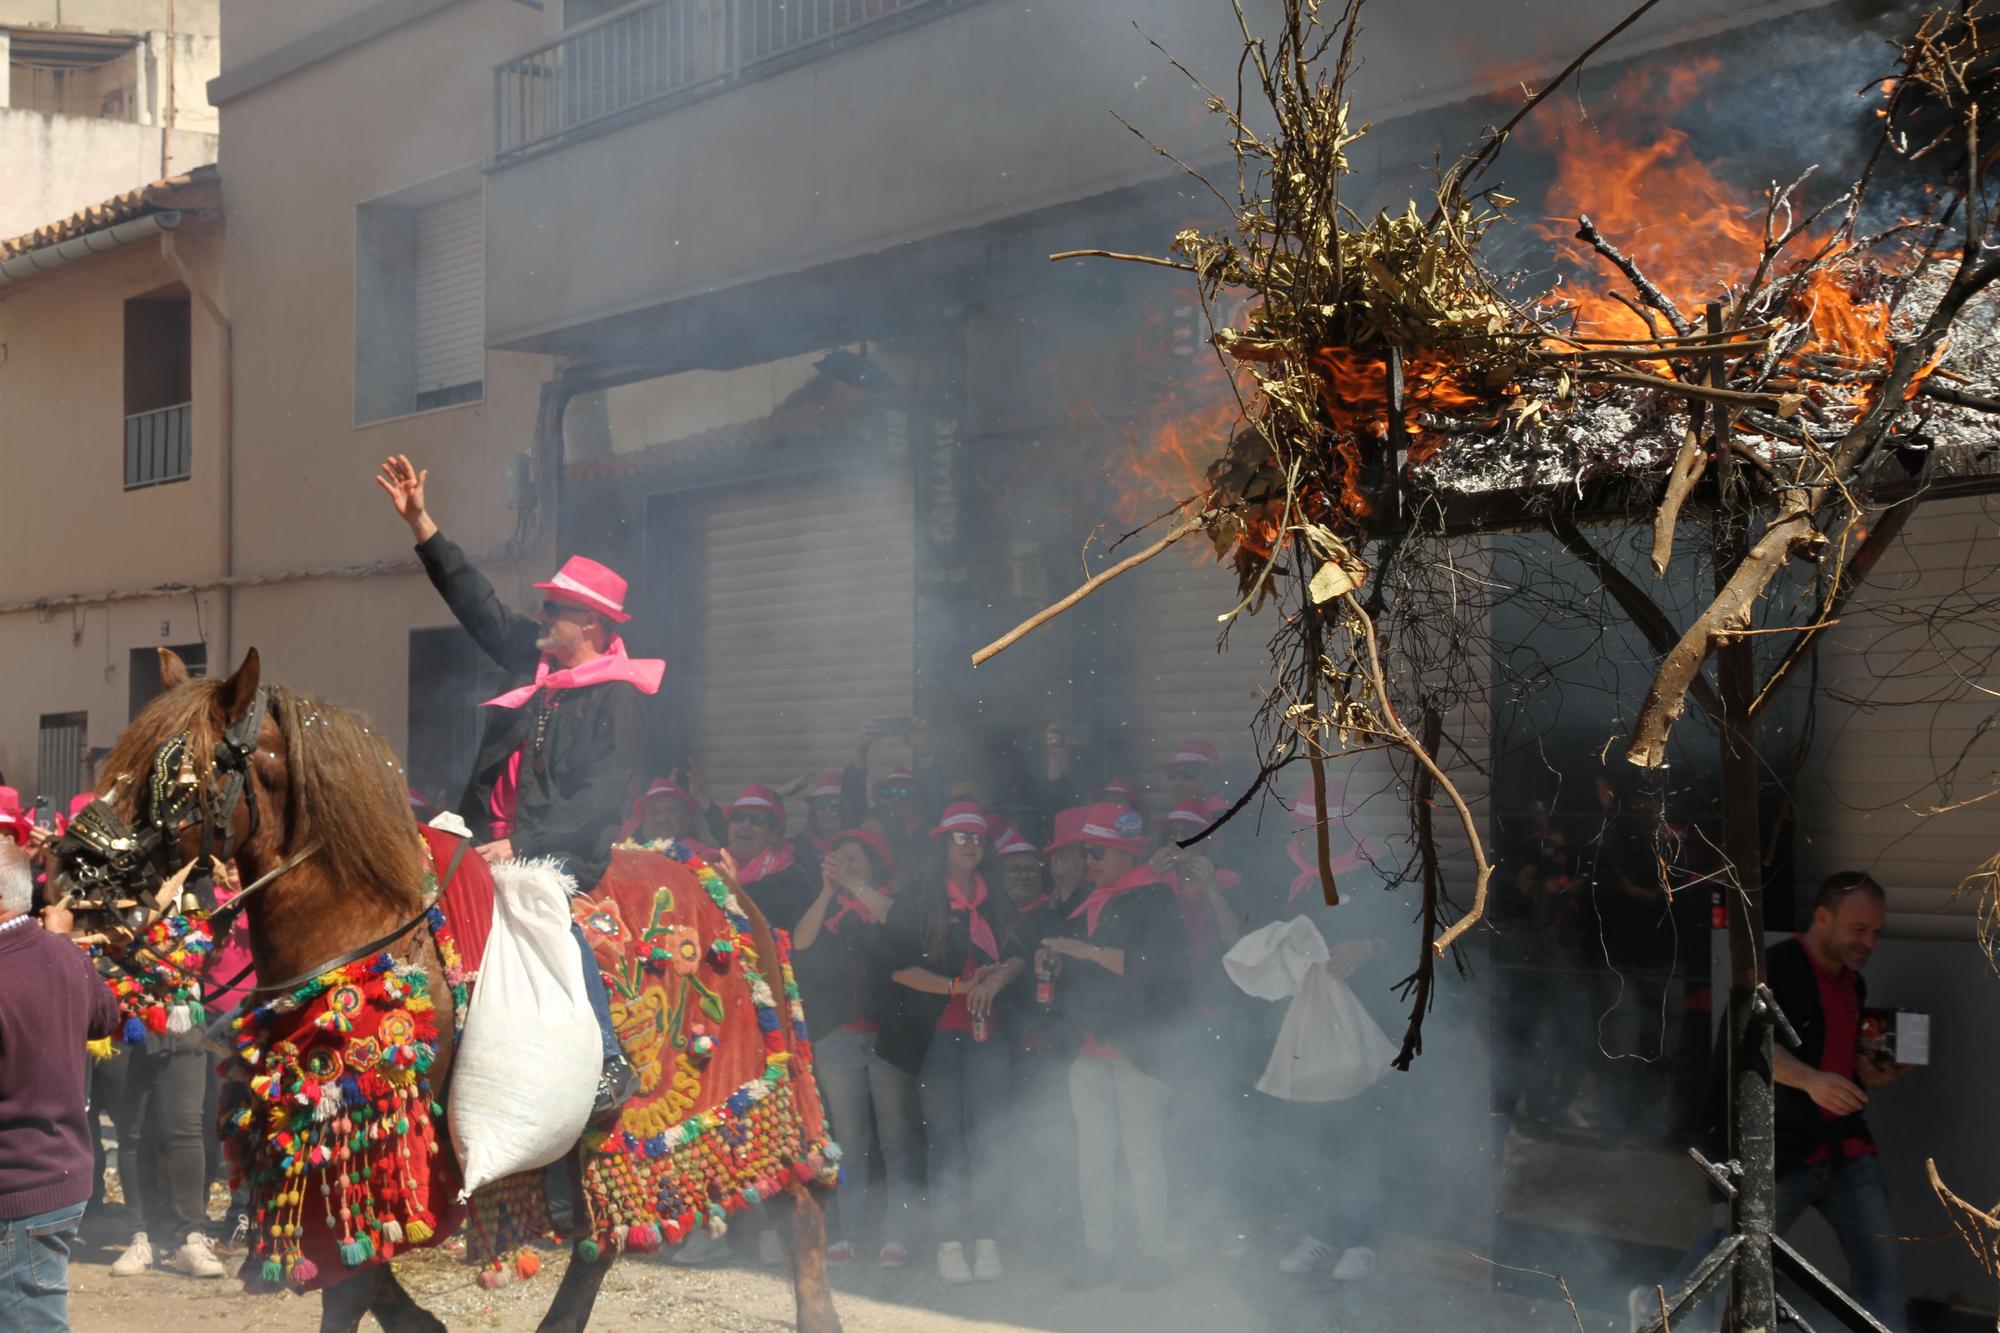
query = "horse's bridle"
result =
(56, 685, 274, 931)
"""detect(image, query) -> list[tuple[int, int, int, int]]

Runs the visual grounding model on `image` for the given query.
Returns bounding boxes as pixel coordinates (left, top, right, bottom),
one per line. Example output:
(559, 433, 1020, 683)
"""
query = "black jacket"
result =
(1053, 875, 1193, 1083)
(789, 889, 900, 1036)
(416, 533, 648, 888)
(873, 885, 1023, 1075)
(1767, 935, 1875, 1174)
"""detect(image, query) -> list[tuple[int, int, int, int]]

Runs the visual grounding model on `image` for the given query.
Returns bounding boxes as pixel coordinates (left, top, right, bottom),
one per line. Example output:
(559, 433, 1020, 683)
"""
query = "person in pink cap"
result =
(380, 454, 659, 1112)
(1036, 802, 1191, 1293)
(788, 827, 921, 1269)
(0, 788, 25, 850)
(877, 802, 1022, 1285)
(1163, 738, 1224, 808)
(622, 776, 717, 857)
(792, 771, 846, 872)
(724, 784, 815, 926)
(1094, 776, 1142, 809)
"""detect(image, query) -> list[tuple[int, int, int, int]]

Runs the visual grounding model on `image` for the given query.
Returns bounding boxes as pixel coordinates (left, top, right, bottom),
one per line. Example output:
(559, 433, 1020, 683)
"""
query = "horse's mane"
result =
(101, 678, 424, 912)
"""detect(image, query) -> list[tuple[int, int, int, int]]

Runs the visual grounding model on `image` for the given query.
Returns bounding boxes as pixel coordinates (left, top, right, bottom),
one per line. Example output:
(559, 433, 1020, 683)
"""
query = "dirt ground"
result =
(64, 1211, 1623, 1332)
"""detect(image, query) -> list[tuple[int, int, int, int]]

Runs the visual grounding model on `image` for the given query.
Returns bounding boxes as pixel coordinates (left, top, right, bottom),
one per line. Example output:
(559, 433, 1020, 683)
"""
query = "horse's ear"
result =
(220, 647, 262, 724)
(157, 648, 190, 691)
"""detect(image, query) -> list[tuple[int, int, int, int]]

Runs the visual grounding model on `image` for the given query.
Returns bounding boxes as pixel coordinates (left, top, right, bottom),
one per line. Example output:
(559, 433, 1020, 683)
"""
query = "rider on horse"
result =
(377, 454, 660, 1113)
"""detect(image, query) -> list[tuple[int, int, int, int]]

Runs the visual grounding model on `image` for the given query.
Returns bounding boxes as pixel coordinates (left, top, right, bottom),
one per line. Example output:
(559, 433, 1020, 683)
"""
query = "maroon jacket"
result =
(0, 917, 120, 1219)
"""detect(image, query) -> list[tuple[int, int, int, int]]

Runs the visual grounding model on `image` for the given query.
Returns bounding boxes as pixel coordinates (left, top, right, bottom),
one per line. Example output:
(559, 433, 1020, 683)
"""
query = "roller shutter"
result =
(689, 465, 916, 798)
(1109, 546, 1491, 869)
(414, 192, 484, 396)
(1798, 494, 2000, 939)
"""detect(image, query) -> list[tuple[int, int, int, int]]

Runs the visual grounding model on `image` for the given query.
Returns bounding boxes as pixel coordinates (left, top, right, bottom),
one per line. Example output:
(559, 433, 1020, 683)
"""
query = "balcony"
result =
(125, 402, 192, 489)
(494, 0, 959, 164)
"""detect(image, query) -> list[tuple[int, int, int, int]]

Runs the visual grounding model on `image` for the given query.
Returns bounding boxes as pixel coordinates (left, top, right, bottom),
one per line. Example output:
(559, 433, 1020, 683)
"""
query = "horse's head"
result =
(54, 647, 280, 925)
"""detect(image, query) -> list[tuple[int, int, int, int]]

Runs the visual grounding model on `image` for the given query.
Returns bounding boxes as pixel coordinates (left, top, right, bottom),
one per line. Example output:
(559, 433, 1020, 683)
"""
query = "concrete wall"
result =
(217, 0, 551, 758)
(0, 221, 226, 786)
(0, 110, 215, 238)
(0, 0, 219, 37)
(485, 0, 1829, 350)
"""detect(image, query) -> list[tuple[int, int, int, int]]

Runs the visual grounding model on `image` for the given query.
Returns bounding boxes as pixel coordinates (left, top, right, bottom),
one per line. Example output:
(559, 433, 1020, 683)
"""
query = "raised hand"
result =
(374, 455, 438, 542)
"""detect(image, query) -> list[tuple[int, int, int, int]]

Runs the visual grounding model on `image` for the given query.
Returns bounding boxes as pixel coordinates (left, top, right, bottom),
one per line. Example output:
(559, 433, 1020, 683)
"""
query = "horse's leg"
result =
(785, 1182, 842, 1333)
(318, 1269, 389, 1333)
(535, 1248, 615, 1333)
(367, 1265, 448, 1333)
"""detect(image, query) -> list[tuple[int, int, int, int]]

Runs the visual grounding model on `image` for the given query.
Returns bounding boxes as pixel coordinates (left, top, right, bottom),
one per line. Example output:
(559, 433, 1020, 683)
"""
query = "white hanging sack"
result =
(1254, 962, 1397, 1103)
(448, 858, 602, 1199)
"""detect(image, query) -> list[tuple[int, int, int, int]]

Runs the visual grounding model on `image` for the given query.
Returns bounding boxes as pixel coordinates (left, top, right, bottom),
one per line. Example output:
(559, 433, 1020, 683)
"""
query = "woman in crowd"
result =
(794, 772, 846, 871)
(625, 776, 718, 856)
(878, 803, 1023, 1285)
(1038, 802, 1191, 1293)
(791, 826, 921, 1267)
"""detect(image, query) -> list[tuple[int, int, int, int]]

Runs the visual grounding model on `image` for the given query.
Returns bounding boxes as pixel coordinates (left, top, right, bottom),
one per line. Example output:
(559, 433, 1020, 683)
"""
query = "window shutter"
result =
(689, 466, 916, 799)
(1799, 495, 2000, 938)
(414, 193, 484, 395)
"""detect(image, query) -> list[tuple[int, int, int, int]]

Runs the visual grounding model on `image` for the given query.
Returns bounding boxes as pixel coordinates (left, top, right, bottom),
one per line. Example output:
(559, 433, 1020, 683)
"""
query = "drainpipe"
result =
(160, 230, 232, 669)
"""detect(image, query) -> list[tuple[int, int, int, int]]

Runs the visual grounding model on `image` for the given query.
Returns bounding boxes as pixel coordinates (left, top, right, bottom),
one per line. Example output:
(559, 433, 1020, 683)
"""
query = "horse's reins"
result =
(236, 836, 471, 999)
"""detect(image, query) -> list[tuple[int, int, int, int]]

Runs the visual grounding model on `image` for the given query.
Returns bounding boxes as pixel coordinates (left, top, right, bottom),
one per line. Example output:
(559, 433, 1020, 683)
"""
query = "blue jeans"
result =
(1, 1201, 86, 1333)
(1663, 1152, 1908, 1332)
(814, 1026, 922, 1244)
(918, 1031, 1011, 1242)
(569, 921, 620, 1065)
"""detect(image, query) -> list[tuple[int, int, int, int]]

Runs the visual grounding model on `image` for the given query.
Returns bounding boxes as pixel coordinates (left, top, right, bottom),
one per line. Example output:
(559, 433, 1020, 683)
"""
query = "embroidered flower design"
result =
(661, 925, 702, 976)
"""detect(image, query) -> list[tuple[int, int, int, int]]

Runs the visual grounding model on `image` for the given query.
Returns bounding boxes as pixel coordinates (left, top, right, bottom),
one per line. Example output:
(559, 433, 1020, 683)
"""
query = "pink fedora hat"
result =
(535, 555, 632, 624)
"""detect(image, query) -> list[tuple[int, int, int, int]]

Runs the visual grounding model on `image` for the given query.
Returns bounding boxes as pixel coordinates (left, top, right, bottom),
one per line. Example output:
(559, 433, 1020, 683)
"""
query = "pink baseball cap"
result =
(643, 778, 699, 815)
(534, 554, 632, 623)
(1167, 739, 1220, 770)
(832, 826, 896, 878)
(1099, 776, 1141, 805)
(729, 784, 785, 823)
(1043, 807, 1090, 855)
(930, 802, 992, 841)
(1164, 798, 1213, 829)
(1079, 802, 1150, 857)
(992, 823, 1037, 858)
(806, 772, 843, 802)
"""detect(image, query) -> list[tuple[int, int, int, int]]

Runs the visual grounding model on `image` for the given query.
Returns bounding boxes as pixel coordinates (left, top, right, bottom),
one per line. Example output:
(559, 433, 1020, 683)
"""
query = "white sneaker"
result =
(163, 1230, 226, 1279)
(757, 1227, 786, 1267)
(972, 1238, 1002, 1282)
(1330, 1246, 1375, 1281)
(936, 1240, 972, 1285)
(878, 1240, 908, 1268)
(1276, 1233, 1333, 1275)
(109, 1232, 153, 1277)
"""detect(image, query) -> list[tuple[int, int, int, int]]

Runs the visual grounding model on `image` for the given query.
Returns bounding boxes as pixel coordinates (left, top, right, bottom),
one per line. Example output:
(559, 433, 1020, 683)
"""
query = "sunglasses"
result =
(1166, 766, 1205, 781)
(728, 811, 776, 828)
(878, 786, 912, 801)
(946, 831, 987, 847)
(1084, 845, 1114, 861)
(540, 600, 595, 621)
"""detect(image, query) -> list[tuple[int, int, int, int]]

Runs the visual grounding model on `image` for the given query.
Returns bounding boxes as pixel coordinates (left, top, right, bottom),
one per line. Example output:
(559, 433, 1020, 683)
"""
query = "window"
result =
(355, 182, 485, 424)
(37, 712, 88, 810)
(129, 643, 208, 721)
(124, 288, 192, 488)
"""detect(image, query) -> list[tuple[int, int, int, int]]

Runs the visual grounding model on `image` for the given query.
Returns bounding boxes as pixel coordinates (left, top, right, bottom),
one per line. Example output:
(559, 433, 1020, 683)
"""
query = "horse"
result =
(57, 647, 841, 1333)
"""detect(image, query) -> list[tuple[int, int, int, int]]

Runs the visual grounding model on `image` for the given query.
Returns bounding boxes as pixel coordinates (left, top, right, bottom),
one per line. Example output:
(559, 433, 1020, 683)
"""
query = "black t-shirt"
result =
(872, 883, 1023, 1075)
(1056, 876, 1193, 1083)
(788, 890, 898, 1037)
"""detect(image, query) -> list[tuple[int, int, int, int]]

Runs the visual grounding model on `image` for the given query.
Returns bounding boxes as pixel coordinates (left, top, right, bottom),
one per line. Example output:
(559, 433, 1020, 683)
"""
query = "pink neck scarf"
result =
(1286, 836, 1368, 906)
(949, 875, 999, 962)
(739, 843, 796, 885)
(482, 636, 666, 711)
(1070, 863, 1163, 937)
(824, 885, 892, 936)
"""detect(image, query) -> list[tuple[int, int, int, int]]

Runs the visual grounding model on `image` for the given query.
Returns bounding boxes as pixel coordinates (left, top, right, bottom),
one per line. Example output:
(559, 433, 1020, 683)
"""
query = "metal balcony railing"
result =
(494, 0, 956, 162)
(124, 402, 192, 489)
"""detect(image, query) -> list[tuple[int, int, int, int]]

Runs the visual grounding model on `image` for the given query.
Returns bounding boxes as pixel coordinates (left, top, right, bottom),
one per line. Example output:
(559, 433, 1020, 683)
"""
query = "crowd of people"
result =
(589, 722, 1407, 1292)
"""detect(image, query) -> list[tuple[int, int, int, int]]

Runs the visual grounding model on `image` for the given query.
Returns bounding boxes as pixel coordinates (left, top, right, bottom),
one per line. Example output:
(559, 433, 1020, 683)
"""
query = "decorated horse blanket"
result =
(466, 841, 838, 1264)
(222, 833, 836, 1292)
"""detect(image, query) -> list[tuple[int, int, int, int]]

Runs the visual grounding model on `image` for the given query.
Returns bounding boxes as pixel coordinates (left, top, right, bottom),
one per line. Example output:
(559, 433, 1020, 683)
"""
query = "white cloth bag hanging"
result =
(1223, 915, 1396, 1102)
(448, 859, 601, 1199)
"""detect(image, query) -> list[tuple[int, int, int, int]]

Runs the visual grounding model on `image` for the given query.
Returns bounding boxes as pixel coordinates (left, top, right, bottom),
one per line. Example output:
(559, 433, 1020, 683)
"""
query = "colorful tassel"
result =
(575, 1238, 601, 1263)
(291, 1258, 317, 1284)
(122, 1016, 148, 1044)
(338, 1239, 369, 1267)
(404, 1218, 433, 1245)
(260, 1258, 283, 1284)
(165, 1004, 191, 1034)
(515, 1250, 541, 1279)
(380, 1219, 404, 1246)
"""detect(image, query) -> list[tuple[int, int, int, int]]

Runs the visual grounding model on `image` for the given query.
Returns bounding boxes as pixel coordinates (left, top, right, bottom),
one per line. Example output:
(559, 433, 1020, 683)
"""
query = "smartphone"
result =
(31, 796, 52, 831)
(872, 716, 912, 741)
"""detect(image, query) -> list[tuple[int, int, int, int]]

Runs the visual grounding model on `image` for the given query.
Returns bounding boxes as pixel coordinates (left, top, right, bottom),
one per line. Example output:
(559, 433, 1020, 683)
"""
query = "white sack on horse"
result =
(450, 857, 600, 1198)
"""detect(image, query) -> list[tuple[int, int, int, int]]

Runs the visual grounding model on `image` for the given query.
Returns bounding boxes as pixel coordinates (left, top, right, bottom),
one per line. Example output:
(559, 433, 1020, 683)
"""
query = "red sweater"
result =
(0, 918, 121, 1219)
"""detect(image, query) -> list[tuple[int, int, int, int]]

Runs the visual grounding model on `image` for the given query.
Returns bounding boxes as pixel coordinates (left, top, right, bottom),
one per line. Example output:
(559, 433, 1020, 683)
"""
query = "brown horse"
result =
(84, 648, 840, 1333)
